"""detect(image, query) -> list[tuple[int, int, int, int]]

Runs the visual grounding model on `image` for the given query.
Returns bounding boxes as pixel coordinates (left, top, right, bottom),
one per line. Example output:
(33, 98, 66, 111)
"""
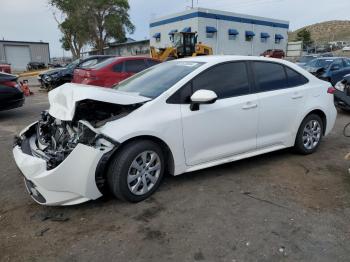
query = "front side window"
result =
(253, 62, 288, 92)
(114, 61, 204, 98)
(192, 62, 250, 99)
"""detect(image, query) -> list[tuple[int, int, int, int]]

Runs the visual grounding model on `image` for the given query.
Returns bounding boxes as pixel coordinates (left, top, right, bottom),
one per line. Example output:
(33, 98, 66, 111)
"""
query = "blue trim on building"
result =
(150, 11, 289, 29)
(245, 31, 255, 37)
(228, 29, 239, 35)
(206, 26, 217, 33)
(153, 33, 161, 38)
(181, 27, 192, 32)
(168, 29, 178, 35)
(275, 34, 284, 39)
(260, 32, 270, 38)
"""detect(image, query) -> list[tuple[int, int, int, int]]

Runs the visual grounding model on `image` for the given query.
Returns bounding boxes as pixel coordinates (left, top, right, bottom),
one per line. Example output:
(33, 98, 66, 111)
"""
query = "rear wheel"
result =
(294, 114, 323, 154)
(107, 140, 165, 202)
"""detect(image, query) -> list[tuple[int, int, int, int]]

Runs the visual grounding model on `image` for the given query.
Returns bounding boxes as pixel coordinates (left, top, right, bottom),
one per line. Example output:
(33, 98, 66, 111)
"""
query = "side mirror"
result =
(190, 89, 217, 111)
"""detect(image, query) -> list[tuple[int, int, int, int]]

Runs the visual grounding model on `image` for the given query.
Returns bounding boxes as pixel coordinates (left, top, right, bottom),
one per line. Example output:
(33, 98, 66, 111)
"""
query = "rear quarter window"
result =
(285, 67, 309, 87)
(253, 61, 288, 92)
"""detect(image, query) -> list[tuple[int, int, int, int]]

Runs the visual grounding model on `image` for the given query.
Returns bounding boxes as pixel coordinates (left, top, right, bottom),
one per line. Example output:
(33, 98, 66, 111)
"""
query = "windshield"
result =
(114, 61, 204, 98)
(66, 59, 81, 69)
(299, 56, 316, 63)
(308, 59, 335, 68)
(90, 57, 118, 70)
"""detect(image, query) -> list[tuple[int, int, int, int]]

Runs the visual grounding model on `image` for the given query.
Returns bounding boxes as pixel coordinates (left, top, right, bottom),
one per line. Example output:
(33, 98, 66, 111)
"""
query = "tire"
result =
(107, 140, 165, 202)
(294, 114, 323, 154)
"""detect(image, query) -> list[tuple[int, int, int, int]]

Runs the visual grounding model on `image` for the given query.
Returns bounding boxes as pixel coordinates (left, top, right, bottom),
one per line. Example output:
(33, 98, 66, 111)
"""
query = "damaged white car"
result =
(13, 56, 336, 206)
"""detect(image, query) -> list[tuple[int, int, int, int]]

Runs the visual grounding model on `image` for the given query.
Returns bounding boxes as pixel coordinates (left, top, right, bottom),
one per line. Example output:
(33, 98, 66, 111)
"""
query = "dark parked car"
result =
(0, 72, 24, 111)
(27, 62, 46, 71)
(38, 55, 115, 89)
(304, 57, 350, 86)
(73, 57, 161, 88)
(260, 49, 285, 59)
(334, 74, 350, 111)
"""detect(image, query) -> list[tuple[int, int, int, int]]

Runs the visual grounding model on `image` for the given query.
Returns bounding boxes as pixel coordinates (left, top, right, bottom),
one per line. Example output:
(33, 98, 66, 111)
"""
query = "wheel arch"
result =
(304, 109, 327, 135)
(95, 135, 176, 194)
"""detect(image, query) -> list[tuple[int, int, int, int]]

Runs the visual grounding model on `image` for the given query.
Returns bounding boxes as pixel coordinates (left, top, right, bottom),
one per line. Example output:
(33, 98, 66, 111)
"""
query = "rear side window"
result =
(113, 62, 123, 73)
(285, 67, 308, 87)
(253, 62, 288, 92)
(192, 62, 250, 99)
(125, 60, 147, 73)
(147, 59, 161, 67)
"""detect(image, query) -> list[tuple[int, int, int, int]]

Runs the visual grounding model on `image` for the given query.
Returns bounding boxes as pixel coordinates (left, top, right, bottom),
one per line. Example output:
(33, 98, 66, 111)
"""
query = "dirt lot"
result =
(1, 84, 350, 262)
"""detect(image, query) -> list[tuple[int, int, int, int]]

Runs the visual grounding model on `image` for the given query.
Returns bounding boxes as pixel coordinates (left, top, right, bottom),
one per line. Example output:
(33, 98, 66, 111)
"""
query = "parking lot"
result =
(0, 81, 349, 261)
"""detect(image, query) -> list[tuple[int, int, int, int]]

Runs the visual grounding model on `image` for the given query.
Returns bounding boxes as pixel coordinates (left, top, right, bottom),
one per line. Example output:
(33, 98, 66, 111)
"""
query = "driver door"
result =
(180, 62, 258, 166)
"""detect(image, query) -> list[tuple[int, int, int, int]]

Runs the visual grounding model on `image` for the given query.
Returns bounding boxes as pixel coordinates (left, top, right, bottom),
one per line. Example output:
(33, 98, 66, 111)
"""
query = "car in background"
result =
(296, 55, 319, 68)
(38, 55, 115, 90)
(0, 72, 24, 111)
(304, 57, 350, 86)
(334, 74, 350, 111)
(72, 57, 161, 88)
(0, 63, 11, 74)
(27, 62, 46, 71)
(260, 49, 285, 59)
(342, 46, 350, 52)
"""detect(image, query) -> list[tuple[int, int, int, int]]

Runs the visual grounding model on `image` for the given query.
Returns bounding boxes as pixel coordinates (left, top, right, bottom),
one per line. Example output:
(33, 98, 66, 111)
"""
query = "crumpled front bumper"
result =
(13, 123, 114, 206)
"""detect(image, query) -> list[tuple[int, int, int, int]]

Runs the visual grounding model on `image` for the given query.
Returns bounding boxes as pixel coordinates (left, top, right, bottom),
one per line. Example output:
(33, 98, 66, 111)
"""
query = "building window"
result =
(245, 31, 255, 42)
(260, 33, 270, 43)
(207, 33, 214, 39)
(229, 35, 237, 40)
(261, 38, 267, 43)
(153, 33, 161, 42)
(275, 34, 284, 44)
(206, 26, 217, 39)
(228, 29, 239, 40)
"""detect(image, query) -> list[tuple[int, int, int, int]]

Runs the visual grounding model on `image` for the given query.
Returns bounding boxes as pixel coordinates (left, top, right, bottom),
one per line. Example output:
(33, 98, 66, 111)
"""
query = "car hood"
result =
(48, 83, 151, 121)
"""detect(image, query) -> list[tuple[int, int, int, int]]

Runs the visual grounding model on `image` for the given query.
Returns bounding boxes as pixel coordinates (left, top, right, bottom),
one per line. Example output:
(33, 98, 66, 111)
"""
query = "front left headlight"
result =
(335, 81, 345, 92)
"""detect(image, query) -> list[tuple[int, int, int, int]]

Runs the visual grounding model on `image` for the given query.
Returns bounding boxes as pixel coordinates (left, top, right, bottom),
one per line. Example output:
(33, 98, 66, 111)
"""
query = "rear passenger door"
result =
(180, 62, 259, 166)
(252, 61, 309, 148)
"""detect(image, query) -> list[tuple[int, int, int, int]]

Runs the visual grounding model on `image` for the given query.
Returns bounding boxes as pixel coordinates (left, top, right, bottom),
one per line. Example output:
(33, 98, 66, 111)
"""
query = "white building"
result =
(150, 7, 289, 56)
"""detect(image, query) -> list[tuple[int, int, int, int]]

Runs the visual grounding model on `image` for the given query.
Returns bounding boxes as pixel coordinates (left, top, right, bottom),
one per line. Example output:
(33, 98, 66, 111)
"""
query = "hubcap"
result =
(302, 120, 321, 150)
(127, 151, 161, 196)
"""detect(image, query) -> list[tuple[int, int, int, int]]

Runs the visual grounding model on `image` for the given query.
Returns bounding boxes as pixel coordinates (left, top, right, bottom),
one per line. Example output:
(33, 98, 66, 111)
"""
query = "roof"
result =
(0, 40, 49, 45)
(150, 7, 289, 29)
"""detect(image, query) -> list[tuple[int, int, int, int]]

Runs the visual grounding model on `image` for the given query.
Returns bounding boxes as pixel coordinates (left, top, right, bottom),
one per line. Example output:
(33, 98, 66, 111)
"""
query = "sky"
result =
(0, 0, 349, 57)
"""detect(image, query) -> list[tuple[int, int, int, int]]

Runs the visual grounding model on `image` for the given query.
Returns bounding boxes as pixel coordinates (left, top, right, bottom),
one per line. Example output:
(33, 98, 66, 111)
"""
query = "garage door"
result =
(5, 45, 31, 72)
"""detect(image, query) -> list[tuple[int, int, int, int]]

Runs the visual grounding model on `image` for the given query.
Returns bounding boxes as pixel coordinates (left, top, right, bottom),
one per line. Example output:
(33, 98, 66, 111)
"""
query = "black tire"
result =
(107, 140, 165, 202)
(294, 114, 323, 155)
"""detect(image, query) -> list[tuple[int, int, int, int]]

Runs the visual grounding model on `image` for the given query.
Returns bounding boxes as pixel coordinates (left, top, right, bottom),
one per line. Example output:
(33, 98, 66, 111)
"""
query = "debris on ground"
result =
(35, 228, 50, 237)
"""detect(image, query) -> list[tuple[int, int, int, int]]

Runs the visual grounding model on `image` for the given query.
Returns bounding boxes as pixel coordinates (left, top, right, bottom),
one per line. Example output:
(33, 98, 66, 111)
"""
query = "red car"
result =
(73, 57, 161, 87)
(0, 64, 11, 74)
(260, 49, 285, 59)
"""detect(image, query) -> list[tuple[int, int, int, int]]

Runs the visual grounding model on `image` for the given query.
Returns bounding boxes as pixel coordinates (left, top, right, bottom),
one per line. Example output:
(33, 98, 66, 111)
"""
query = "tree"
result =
(50, 0, 90, 58)
(296, 29, 313, 48)
(86, 0, 135, 54)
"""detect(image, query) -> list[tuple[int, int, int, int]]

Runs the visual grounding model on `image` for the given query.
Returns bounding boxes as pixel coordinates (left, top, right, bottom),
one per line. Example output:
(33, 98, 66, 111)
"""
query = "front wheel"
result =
(294, 114, 323, 154)
(107, 140, 165, 202)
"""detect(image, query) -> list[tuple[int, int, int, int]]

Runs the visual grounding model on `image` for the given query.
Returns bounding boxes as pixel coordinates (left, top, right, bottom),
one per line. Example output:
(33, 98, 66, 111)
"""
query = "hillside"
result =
(288, 20, 350, 43)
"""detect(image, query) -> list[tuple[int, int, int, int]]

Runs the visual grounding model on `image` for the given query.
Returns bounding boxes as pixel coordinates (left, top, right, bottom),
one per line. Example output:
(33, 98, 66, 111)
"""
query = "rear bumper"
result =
(12, 123, 113, 206)
(0, 97, 24, 111)
(334, 90, 350, 111)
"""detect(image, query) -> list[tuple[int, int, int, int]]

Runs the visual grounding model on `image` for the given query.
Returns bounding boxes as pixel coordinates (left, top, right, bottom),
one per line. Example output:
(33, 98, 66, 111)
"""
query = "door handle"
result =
(242, 102, 258, 110)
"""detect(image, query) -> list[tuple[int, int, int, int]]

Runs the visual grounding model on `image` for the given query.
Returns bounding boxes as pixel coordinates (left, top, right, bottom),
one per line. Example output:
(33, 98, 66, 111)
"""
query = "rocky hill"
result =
(288, 20, 350, 43)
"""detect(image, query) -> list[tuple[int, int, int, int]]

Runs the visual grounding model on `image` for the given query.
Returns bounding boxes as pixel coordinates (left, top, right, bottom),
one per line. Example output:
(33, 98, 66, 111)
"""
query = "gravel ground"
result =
(1, 82, 350, 262)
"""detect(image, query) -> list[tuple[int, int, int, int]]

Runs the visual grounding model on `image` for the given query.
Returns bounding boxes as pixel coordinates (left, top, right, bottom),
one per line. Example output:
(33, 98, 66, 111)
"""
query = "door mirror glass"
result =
(190, 89, 217, 111)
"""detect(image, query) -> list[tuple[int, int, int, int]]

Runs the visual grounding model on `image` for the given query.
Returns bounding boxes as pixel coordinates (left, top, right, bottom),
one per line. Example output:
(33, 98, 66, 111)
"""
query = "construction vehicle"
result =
(150, 32, 213, 62)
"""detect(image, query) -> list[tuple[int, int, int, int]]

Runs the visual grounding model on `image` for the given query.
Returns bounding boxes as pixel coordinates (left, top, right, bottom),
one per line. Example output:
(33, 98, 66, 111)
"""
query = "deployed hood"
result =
(40, 67, 66, 77)
(48, 83, 151, 121)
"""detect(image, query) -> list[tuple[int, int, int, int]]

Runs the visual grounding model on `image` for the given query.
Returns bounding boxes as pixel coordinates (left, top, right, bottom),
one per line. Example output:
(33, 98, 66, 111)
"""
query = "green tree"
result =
(296, 29, 313, 48)
(86, 0, 135, 54)
(50, 0, 90, 58)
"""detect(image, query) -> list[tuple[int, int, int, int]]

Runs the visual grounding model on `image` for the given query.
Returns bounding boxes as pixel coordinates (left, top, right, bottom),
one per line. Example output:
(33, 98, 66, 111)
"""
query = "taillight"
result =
(2, 81, 17, 88)
(327, 87, 336, 94)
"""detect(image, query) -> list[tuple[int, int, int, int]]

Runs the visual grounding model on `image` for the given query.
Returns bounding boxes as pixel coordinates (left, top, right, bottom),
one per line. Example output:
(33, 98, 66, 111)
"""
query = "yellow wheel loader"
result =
(150, 32, 213, 62)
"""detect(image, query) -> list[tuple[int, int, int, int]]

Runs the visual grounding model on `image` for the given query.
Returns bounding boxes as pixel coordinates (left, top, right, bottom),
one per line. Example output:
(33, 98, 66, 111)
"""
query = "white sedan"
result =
(13, 56, 337, 206)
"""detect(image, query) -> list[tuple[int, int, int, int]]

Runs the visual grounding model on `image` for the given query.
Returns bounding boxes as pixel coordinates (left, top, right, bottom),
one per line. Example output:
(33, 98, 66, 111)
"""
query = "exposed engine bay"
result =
(18, 100, 143, 170)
